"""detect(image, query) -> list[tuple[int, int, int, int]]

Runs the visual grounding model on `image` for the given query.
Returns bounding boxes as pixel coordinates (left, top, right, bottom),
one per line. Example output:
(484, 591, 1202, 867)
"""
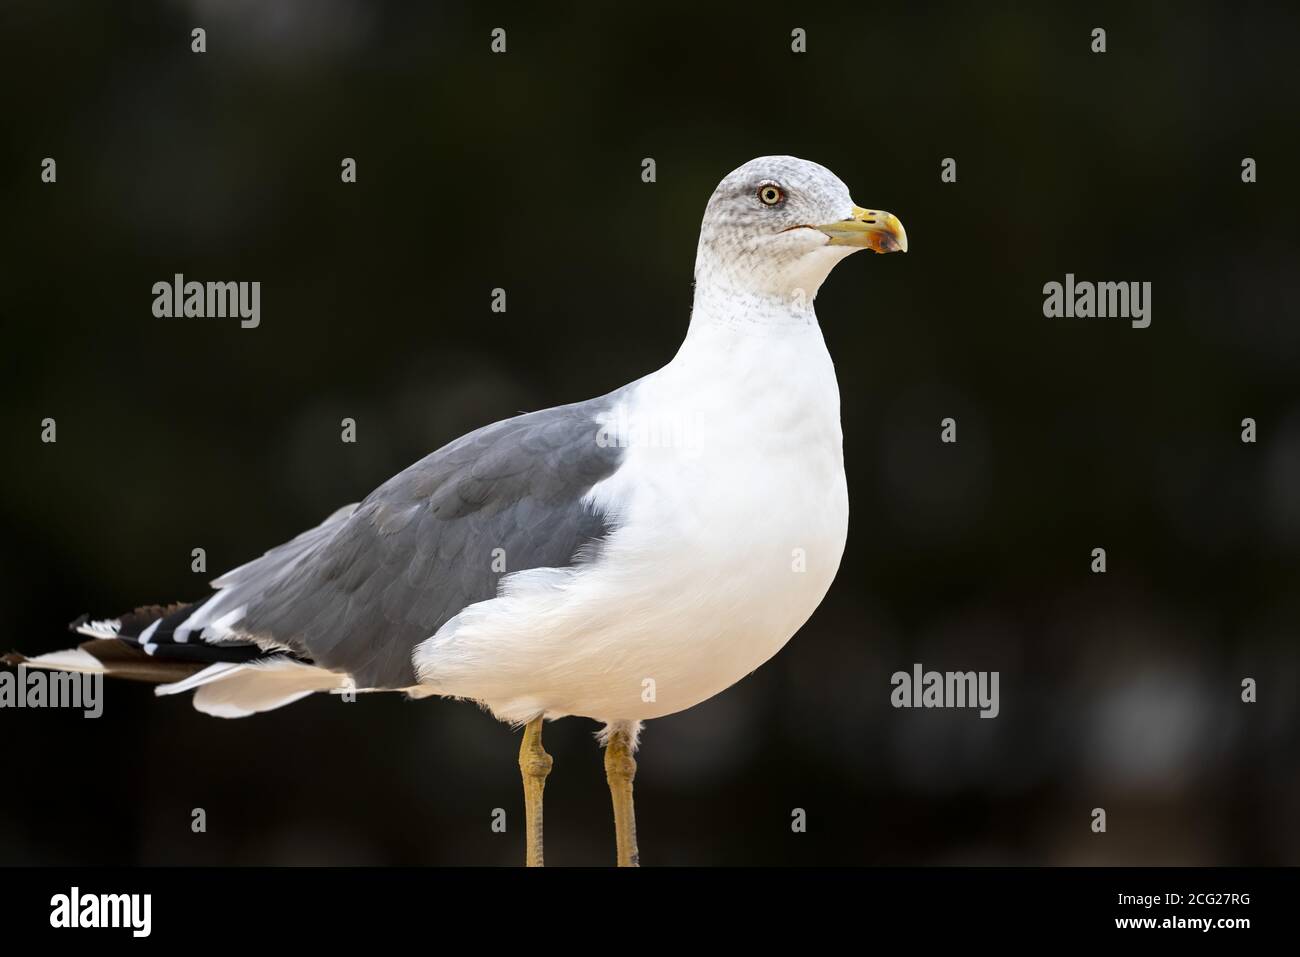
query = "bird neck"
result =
(658, 291, 840, 442)
(672, 279, 832, 384)
(686, 277, 820, 339)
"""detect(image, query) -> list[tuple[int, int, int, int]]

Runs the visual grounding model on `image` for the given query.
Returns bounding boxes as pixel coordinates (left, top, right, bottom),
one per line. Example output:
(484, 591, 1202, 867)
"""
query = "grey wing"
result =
(196, 389, 628, 689)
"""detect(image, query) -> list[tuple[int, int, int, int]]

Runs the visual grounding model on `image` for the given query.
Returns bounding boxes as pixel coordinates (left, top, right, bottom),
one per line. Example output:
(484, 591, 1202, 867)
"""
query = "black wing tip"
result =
(67, 613, 90, 634)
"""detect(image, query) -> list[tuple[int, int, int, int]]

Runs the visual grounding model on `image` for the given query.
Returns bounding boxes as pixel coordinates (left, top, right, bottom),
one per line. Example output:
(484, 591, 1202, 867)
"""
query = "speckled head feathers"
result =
(692, 157, 903, 313)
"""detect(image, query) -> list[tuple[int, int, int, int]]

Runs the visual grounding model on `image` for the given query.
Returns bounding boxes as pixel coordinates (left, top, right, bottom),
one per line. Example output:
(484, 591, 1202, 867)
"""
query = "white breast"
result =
(414, 319, 849, 725)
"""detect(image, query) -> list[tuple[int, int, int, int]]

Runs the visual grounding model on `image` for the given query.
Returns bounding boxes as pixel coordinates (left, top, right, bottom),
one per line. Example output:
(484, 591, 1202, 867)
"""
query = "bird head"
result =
(694, 155, 907, 309)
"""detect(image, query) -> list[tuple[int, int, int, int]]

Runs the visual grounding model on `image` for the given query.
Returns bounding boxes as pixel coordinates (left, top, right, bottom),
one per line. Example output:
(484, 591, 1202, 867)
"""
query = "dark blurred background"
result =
(1, 1, 1296, 866)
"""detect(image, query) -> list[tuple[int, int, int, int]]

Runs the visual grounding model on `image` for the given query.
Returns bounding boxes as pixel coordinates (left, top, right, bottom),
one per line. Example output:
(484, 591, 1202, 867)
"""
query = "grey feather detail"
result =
(210, 390, 629, 689)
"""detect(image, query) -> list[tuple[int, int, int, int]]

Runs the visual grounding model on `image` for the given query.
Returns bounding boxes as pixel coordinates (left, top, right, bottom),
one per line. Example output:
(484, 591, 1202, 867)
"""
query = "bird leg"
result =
(518, 716, 552, 867)
(603, 722, 640, 867)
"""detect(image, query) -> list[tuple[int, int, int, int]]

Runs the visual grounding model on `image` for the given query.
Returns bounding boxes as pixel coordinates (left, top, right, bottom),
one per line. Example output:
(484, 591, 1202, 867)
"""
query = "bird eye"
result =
(758, 184, 784, 206)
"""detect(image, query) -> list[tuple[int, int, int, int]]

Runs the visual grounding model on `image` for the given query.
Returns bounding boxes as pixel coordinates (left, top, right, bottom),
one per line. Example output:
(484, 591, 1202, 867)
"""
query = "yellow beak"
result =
(816, 206, 908, 254)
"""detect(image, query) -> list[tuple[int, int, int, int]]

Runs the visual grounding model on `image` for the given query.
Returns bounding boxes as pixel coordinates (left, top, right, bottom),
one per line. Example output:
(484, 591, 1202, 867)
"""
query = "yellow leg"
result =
(603, 722, 640, 867)
(518, 716, 552, 867)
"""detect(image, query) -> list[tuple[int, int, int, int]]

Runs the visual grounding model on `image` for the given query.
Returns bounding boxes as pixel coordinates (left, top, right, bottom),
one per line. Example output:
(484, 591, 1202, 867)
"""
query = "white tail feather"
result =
(20, 648, 107, 674)
(74, 619, 121, 639)
(156, 658, 349, 719)
(154, 662, 249, 696)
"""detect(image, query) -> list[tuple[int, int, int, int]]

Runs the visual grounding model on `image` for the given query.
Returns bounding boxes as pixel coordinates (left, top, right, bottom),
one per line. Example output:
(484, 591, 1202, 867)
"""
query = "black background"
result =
(1, 1, 1296, 866)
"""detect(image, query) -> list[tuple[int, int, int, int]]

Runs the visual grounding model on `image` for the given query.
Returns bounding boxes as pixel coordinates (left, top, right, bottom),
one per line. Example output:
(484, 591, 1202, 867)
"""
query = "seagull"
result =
(7, 156, 907, 866)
